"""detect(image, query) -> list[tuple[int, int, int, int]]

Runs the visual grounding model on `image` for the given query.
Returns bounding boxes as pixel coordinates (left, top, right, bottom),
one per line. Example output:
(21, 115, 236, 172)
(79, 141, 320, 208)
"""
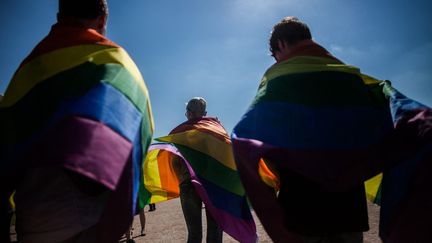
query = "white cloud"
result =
(328, 43, 392, 62)
(233, 0, 286, 11)
(329, 44, 364, 59)
(229, 0, 305, 19)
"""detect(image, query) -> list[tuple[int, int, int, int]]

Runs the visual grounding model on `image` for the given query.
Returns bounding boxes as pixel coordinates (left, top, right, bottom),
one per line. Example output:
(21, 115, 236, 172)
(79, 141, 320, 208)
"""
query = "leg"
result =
(180, 182, 203, 243)
(125, 224, 132, 241)
(119, 224, 135, 243)
(205, 209, 222, 243)
(139, 209, 146, 235)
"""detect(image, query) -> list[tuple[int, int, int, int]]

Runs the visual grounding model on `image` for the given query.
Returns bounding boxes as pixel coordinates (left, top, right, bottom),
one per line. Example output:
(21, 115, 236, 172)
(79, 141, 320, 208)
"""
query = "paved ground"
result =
(120, 199, 381, 243)
(9, 198, 381, 242)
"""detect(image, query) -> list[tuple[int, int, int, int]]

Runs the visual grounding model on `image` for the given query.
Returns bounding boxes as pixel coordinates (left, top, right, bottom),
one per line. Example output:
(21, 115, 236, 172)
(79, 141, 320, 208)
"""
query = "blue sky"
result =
(1, 0, 431, 138)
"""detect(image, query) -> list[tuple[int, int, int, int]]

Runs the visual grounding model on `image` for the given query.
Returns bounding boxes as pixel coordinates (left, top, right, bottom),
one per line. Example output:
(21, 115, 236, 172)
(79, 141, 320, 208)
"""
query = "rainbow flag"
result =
(232, 54, 413, 242)
(233, 53, 432, 242)
(141, 143, 181, 205)
(0, 24, 153, 241)
(143, 117, 257, 242)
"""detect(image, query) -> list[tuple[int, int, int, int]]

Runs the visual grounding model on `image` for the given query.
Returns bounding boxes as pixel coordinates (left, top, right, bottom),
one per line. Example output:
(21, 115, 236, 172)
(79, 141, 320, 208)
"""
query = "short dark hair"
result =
(58, 0, 108, 19)
(269, 17, 312, 55)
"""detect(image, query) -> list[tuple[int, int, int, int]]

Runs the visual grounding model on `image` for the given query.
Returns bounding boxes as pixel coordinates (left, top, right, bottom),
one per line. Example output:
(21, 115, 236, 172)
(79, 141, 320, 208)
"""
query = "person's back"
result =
(0, 0, 153, 242)
(231, 16, 432, 243)
(171, 97, 223, 243)
(232, 17, 395, 243)
(143, 98, 257, 242)
(268, 18, 369, 241)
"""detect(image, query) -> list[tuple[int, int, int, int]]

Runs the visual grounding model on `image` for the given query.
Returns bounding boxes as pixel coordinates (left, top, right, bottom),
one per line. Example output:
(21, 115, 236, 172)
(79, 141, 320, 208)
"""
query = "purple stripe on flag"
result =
(191, 178, 257, 242)
(150, 143, 183, 156)
(149, 143, 257, 242)
(232, 135, 384, 192)
(25, 116, 133, 190)
(232, 137, 303, 243)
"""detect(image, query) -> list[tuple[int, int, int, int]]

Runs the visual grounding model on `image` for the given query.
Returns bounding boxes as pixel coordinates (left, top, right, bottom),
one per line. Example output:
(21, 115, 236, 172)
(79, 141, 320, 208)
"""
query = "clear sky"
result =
(1, 0, 431, 138)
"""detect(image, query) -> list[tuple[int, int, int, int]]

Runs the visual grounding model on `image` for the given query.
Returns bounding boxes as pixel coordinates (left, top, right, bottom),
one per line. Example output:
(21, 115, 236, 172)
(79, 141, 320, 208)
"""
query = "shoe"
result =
(141, 227, 146, 236)
(126, 240, 135, 243)
(149, 204, 156, 211)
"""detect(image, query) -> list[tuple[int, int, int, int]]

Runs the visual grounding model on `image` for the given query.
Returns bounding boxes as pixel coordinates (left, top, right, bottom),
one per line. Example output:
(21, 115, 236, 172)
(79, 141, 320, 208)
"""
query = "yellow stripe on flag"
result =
(260, 56, 362, 88)
(2, 45, 147, 107)
(365, 173, 382, 203)
(144, 149, 167, 202)
(157, 129, 237, 171)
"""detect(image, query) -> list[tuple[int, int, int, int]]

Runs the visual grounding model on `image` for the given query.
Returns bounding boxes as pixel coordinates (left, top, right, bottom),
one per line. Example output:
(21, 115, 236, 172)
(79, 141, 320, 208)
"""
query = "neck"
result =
(57, 16, 106, 35)
(279, 39, 340, 63)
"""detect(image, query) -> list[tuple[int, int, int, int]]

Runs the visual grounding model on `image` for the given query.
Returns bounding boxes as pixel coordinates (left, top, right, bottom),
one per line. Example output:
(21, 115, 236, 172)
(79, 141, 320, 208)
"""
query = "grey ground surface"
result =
(120, 199, 381, 243)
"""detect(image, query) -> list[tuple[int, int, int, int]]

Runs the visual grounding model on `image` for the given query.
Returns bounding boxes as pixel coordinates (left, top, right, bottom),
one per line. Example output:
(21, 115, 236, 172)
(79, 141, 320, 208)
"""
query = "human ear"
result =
(97, 15, 108, 35)
(277, 40, 289, 52)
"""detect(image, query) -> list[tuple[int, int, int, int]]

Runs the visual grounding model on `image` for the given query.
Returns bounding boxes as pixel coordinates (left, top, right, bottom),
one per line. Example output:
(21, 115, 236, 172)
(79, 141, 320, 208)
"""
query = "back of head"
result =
(186, 97, 207, 119)
(58, 0, 108, 19)
(269, 16, 312, 55)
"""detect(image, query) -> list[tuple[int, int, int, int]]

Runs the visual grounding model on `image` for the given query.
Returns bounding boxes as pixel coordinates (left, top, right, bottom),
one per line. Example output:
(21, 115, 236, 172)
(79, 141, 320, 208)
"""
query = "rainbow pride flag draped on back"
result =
(232, 52, 431, 242)
(0, 24, 153, 241)
(142, 117, 257, 242)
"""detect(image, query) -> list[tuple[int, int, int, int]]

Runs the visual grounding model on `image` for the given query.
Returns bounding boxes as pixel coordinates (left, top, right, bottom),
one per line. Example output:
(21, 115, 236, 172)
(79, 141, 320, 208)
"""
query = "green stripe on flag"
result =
(175, 144, 245, 196)
(256, 71, 382, 108)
